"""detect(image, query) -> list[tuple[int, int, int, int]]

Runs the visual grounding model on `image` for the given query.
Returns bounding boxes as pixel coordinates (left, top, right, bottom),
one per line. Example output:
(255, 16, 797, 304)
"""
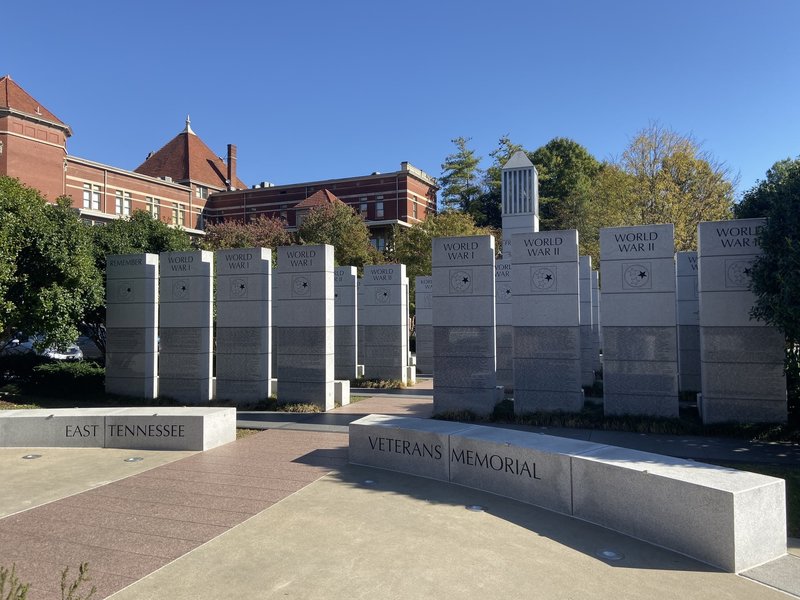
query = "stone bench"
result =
(349, 414, 786, 573)
(0, 407, 236, 451)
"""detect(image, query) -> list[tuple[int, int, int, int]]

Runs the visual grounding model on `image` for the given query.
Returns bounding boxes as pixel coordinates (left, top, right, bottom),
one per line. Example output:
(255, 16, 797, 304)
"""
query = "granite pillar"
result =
(105, 253, 159, 399)
(676, 251, 701, 393)
(414, 276, 433, 374)
(158, 250, 214, 403)
(275, 244, 334, 410)
(512, 230, 583, 413)
(579, 256, 595, 388)
(495, 259, 514, 391)
(698, 219, 787, 423)
(433, 235, 497, 416)
(362, 264, 408, 383)
(591, 270, 602, 374)
(334, 266, 358, 381)
(215, 247, 271, 402)
(599, 224, 679, 417)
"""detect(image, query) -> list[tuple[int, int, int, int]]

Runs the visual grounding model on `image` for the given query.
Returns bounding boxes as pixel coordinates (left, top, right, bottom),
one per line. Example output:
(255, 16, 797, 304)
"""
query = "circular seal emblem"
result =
(230, 278, 248, 298)
(375, 288, 390, 304)
(292, 276, 310, 296)
(623, 265, 649, 288)
(530, 267, 556, 290)
(450, 270, 472, 293)
(117, 281, 134, 300)
(173, 280, 189, 299)
(726, 261, 751, 287)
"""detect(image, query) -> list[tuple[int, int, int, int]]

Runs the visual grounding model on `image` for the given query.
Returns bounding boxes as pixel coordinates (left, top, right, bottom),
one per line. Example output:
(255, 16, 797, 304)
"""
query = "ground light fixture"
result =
(465, 505, 486, 512)
(596, 549, 624, 561)
(361, 479, 376, 486)
(124, 457, 144, 463)
(21, 454, 41, 460)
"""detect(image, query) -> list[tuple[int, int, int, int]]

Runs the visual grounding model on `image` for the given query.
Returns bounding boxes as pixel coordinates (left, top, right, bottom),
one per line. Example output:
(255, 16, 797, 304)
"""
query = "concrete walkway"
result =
(1, 381, 798, 599)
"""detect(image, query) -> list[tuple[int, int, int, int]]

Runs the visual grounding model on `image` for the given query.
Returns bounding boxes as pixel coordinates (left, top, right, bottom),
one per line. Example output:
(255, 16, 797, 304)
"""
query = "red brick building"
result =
(0, 75, 438, 245)
(207, 162, 437, 252)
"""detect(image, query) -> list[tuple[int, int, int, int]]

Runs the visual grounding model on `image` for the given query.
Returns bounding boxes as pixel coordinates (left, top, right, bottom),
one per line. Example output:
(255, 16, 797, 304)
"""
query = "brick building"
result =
(0, 75, 438, 245)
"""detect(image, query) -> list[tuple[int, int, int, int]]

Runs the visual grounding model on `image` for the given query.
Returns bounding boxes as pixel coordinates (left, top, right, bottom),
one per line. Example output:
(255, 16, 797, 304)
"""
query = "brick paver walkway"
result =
(0, 429, 348, 600)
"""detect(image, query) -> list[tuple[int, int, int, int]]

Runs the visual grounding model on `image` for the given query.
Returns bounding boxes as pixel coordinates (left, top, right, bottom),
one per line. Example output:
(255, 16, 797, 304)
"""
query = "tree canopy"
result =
(82, 210, 194, 354)
(297, 201, 382, 271)
(611, 123, 735, 249)
(735, 157, 800, 342)
(439, 137, 483, 213)
(0, 177, 103, 351)
(201, 214, 291, 255)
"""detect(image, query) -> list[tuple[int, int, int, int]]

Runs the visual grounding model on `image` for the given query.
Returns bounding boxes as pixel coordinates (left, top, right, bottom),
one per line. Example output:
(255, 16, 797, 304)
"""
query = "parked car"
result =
(0, 336, 83, 361)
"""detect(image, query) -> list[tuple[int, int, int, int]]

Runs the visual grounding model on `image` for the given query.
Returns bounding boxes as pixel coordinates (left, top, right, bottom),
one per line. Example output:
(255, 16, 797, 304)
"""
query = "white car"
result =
(1, 337, 83, 361)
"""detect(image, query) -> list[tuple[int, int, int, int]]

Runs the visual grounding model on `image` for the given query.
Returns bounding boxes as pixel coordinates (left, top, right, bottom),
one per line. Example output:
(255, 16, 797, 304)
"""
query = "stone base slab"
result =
(348, 415, 786, 573)
(0, 407, 236, 451)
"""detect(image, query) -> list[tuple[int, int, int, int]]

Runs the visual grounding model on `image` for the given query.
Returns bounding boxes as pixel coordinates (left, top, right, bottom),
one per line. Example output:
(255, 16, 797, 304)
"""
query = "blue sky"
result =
(4, 0, 799, 196)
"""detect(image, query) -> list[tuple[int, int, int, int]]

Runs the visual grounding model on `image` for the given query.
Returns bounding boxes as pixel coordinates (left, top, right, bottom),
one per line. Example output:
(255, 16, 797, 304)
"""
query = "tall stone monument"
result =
(414, 276, 434, 374)
(274, 244, 334, 410)
(512, 230, 583, 412)
(356, 278, 365, 371)
(362, 264, 408, 383)
(432, 235, 496, 416)
(105, 253, 159, 399)
(676, 251, 701, 393)
(159, 250, 214, 403)
(591, 270, 602, 374)
(579, 256, 595, 388)
(599, 224, 679, 417)
(698, 219, 786, 423)
(495, 259, 514, 390)
(215, 248, 272, 402)
(334, 266, 359, 381)
(501, 150, 539, 258)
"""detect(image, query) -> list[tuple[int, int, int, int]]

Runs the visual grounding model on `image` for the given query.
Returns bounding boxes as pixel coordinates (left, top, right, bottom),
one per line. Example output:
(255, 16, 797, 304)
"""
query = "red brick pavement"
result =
(0, 429, 349, 600)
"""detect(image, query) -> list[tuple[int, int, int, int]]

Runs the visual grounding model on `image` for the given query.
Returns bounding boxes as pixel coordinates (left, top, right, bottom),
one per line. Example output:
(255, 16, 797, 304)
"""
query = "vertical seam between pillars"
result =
(569, 456, 574, 516)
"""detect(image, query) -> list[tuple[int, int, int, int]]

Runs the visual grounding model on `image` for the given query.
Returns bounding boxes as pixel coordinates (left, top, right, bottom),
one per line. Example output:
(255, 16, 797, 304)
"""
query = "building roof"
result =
(133, 118, 247, 190)
(294, 188, 344, 210)
(0, 75, 70, 133)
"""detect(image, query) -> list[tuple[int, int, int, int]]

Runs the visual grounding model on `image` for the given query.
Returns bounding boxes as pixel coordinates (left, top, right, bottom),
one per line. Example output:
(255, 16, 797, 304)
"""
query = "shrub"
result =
(0, 353, 49, 384)
(25, 362, 104, 397)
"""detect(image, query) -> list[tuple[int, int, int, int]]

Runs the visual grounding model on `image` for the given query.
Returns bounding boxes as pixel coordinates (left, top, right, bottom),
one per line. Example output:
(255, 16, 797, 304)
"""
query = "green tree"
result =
(736, 158, 800, 421)
(611, 122, 735, 250)
(201, 215, 291, 254)
(475, 135, 525, 228)
(297, 201, 381, 271)
(0, 177, 103, 352)
(529, 137, 601, 233)
(439, 137, 483, 212)
(84, 210, 193, 354)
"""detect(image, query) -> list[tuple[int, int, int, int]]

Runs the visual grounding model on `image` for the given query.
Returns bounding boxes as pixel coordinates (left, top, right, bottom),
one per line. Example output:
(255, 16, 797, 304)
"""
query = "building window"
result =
(359, 198, 368, 215)
(146, 196, 159, 219)
(116, 191, 131, 216)
(83, 184, 101, 210)
(375, 201, 384, 219)
(370, 237, 386, 253)
(196, 186, 209, 199)
(172, 203, 179, 225)
(412, 201, 418, 219)
(280, 204, 288, 220)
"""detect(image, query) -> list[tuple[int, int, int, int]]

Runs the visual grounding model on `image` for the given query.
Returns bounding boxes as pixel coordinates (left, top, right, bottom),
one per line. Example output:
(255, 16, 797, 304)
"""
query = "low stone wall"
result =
(349, 414, 786, 573)
(0, 407, 236, 451)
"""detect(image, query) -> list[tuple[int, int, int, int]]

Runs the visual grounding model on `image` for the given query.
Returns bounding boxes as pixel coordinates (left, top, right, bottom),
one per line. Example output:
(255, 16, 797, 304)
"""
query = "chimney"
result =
(226, 144, 237, 191)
